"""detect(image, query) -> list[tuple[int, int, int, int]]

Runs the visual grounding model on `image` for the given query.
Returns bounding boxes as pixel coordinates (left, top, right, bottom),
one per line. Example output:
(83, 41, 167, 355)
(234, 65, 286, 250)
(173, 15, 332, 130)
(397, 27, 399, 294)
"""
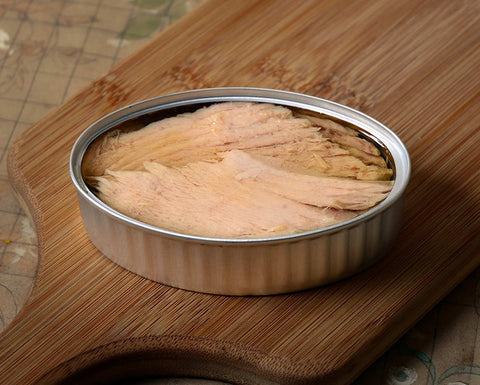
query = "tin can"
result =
(70, 88, 410, 295)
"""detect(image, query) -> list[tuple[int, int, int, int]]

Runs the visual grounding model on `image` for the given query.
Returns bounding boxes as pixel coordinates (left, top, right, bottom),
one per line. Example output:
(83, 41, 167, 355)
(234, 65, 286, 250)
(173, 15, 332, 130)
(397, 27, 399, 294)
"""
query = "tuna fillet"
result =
(93, 150, 392, 238)
(84, 102, 394, 238)
(82, 102, 392, 181)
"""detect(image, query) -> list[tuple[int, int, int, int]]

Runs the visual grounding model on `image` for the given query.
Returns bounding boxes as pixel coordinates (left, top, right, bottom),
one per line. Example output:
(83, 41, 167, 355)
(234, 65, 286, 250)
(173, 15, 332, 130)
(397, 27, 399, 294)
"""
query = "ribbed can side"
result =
(77, 186, 405, 296)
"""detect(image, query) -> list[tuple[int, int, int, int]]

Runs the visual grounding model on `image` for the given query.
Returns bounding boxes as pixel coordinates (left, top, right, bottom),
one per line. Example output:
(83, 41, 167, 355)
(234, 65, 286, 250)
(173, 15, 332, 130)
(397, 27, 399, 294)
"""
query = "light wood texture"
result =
(2, 0, 480, 384)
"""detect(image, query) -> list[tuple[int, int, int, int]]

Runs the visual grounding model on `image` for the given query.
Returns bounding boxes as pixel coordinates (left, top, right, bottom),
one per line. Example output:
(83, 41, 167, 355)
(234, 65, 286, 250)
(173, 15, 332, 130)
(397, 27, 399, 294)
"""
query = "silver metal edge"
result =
(70, 87, 411, 246)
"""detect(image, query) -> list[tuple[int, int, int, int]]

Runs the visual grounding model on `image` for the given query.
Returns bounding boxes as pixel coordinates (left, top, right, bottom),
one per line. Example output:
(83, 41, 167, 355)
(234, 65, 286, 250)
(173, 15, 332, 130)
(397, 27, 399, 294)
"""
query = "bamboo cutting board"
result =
(3, 0, 480, 384)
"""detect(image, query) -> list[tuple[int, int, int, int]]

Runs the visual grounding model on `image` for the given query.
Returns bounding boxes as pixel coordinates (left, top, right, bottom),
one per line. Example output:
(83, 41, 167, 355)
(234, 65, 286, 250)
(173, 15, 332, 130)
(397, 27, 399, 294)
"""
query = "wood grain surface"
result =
(2, 0, 480, 384)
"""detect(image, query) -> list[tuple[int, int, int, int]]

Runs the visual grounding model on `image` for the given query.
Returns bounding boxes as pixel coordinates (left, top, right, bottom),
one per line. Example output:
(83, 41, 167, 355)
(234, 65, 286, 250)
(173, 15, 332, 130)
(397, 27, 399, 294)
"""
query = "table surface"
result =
(0, 1, 479, 384)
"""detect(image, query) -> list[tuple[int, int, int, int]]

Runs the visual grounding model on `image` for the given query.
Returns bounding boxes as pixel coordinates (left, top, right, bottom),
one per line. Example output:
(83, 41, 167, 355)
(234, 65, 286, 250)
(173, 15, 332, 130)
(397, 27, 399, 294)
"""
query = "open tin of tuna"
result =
(70, 88, 410, 295)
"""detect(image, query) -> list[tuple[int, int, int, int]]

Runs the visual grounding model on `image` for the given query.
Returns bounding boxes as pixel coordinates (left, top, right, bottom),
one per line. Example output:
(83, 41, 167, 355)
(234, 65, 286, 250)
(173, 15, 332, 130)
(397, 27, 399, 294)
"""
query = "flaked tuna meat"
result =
(83, 102, 394, 238)
(82, 102, 392, 182)
(223, 150, 392, 211)
(93, 150, 392, 238)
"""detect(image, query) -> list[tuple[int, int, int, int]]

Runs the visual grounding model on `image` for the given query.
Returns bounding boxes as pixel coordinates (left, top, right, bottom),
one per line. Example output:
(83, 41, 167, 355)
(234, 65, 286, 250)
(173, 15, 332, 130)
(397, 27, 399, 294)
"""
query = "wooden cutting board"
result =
(2, 0, 480, 384)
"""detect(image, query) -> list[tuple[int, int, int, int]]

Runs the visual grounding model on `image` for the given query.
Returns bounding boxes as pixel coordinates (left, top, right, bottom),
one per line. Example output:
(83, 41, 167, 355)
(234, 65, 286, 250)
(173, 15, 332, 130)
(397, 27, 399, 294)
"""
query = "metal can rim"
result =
(69, 87, 411, 245)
